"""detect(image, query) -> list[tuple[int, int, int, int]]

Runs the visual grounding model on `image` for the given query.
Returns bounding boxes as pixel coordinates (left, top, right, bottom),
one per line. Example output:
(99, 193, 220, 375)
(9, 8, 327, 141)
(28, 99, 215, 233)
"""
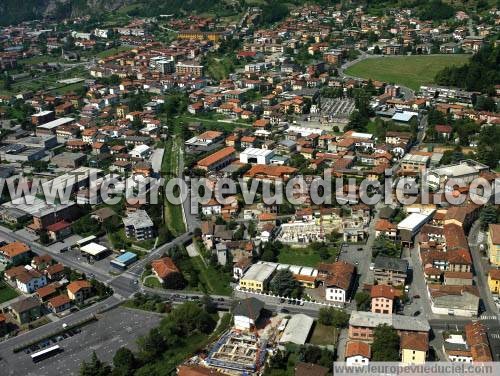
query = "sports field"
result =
(345, 54, 470, 91)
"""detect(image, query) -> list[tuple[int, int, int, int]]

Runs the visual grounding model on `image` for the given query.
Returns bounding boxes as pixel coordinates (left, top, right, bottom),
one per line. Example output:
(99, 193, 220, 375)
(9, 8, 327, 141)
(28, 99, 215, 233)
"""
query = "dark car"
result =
(413, 310, 421, 316)
(357, 247, 363, 251)
(413, 294, 420, 299)
(280, 308, 289, 313)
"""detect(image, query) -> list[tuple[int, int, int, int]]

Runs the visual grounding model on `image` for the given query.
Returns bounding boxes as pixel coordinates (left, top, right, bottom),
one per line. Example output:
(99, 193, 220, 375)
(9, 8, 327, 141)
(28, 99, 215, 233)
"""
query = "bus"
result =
(30, 345, 62, 363)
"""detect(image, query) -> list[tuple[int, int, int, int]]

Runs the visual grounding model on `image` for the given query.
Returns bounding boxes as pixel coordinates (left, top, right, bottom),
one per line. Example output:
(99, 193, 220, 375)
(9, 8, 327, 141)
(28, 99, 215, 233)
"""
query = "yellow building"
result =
(400, 333, 428, 365)
(239, 263, 276, 293)
(488, 269, 500, 294)
(487, 224, 500, 266)
(178, 30, 222, 42)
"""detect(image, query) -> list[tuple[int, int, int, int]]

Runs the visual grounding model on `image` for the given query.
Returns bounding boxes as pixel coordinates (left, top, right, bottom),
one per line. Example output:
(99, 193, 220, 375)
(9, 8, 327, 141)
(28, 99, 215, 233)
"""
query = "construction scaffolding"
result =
(206, 330, 267, 374)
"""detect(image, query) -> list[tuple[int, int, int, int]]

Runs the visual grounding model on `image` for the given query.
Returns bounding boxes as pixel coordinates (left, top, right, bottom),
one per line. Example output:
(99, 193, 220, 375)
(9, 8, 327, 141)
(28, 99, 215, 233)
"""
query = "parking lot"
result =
(0, 307, 163, 376)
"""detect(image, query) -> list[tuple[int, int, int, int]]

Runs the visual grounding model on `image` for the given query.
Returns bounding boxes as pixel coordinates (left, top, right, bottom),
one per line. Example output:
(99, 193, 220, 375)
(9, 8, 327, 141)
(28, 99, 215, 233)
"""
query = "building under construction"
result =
(205, 330, 267, 375)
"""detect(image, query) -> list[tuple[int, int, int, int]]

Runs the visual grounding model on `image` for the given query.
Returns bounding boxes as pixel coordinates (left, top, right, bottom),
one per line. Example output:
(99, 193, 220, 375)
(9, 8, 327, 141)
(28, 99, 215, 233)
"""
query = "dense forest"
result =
(434, 44, 500, 94)
(1, 0, 491, 26)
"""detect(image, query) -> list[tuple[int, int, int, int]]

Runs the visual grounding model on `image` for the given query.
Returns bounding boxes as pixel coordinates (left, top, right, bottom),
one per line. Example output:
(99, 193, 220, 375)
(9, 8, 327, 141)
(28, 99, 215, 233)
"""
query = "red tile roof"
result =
(0, 242, 30, 258)
(370, 284, 400, 300)
(489, 269, 500, 281)
(196, 147, 235, 168)
(464, 322, 492, 362)
(345, 341, 371, 358)
(151, 257, 179, 279)
(400, 332, 429, 352)
(67, 280, 92, 294)
(48, 294, 71, 308)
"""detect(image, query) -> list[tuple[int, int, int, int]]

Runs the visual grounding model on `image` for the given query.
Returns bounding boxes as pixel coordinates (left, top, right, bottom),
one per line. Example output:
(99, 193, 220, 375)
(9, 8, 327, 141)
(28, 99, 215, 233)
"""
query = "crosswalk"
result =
(491, 333, 500, 339)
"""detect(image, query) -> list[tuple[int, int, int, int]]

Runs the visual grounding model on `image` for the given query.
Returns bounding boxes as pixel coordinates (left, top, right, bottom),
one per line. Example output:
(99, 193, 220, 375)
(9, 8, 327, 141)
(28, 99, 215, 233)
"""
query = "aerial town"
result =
(0, 1, 499, 375)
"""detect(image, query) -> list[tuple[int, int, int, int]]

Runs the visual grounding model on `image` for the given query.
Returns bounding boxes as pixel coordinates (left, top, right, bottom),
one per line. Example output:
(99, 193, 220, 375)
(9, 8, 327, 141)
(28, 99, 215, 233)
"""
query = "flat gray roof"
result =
(279, 314, 314, 345)
(242, 262, 276, 283)
(349, 311, 430, 332)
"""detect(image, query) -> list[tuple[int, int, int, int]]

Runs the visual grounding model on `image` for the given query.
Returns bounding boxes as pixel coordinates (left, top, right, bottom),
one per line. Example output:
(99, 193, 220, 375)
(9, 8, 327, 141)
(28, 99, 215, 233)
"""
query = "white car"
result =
(369, 263, 375, 271)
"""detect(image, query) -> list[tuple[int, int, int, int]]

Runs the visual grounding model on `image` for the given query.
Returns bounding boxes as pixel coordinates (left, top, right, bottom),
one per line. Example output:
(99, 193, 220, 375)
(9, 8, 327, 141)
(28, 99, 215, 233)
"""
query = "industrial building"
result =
(278, 314, 314, 345)
(80, 242, 109, 260)
(0, 144, 45, 162)
(36, 117, 75, 136)
(110, 251, 138, 270)
(239, 148, 275, 165)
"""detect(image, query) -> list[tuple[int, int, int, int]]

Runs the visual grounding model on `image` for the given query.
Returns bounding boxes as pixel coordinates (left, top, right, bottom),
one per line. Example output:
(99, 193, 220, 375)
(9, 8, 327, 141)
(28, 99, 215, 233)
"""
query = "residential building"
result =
(348, 311, 430, 342)
(487, 224, 500, 266)
(488, 269, 500, 294)
(48, 294, 71, 313)
(67, 280, 92, 302)
(0, 241, 30, 265)
(239, 262, 276, 292)
(123, 210, 155, 240)
(318, 261, 356, 303)
(371, 284, 399, 314)
(15, 268, 47, 293)
(151, 257, 180, 283)
(401, 332, 428, 365)
(233, 297, 264, 330)
(10, 297, 42, 324)
(345, 341, 371, 366)
(373, 256, 408, 286)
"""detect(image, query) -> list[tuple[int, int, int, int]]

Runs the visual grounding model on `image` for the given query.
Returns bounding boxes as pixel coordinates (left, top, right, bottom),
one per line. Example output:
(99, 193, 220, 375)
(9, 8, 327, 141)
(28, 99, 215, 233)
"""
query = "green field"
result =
(309, 322, 338, 346)
(345, 54, 470, 91)
(277, 246, 338, 267)
(0, 282, 19, 304)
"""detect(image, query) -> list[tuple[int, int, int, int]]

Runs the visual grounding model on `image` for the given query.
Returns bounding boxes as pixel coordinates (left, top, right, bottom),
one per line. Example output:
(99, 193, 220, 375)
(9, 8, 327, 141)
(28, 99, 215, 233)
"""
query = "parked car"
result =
(369, 263, 375, 271)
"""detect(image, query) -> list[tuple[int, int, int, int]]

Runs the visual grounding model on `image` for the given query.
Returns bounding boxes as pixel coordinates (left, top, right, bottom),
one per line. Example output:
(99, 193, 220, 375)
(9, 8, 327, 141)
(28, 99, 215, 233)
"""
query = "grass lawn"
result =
(0, 282, 19, 304)
(143, 275, 163, 288)
(190, 256, 232, 296)
(278, 246, 338, 267)
(345, 54, 470, 91)
(309, 322, 338, 346)
(161, 128, 186, 236)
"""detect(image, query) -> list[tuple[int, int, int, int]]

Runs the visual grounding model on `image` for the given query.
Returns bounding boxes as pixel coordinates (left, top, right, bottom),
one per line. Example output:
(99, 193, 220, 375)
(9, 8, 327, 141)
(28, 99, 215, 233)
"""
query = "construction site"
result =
(204, 330, 268, 375)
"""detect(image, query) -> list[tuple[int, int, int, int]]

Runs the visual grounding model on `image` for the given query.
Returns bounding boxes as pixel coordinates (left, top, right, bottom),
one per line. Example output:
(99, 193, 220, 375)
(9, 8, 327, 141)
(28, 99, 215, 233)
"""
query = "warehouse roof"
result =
(279, 314, 314, 345)
(242, 262, 276, 283)
(349, 311, 430, 332)
(80, 242, 107, 256)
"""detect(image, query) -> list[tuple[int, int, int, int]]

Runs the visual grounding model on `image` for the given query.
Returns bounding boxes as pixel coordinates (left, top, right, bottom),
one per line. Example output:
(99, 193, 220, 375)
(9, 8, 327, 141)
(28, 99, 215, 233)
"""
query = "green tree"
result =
(480, 205, 497, 230)
(318, 307, 349, 327)
(112, 347, 137, 376)
(137, 328, 166, 362)
(355, 291, 371, 311)
(80, 352, 111, 376)
(163, 271, 186, 290)
(269, 269, 300, 297)
(371, 324, 400, 361)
